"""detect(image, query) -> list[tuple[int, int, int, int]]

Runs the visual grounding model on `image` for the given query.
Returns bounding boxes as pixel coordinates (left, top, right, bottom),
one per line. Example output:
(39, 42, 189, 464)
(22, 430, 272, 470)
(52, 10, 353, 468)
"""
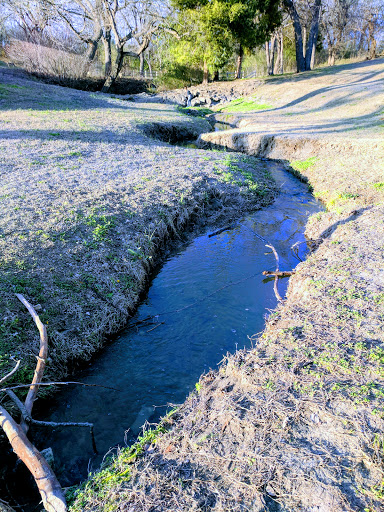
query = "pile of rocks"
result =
(131, 79, 263, 107)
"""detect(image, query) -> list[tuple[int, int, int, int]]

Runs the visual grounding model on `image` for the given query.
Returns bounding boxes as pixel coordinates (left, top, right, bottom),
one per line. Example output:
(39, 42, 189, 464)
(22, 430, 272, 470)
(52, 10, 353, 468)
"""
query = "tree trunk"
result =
(103, 28, 112, 77)
(328, 47, 336, 66)
(235, 44, 244, 79)
(139, 52, 145, 76)
(265, 41, 271, 74)
(367, 21, 376, 60)
(202, 60, 209, 84)
(0, 406, 67, 512)
(279, 29, 284, 74)
(102, 46, 125, 93)
(305, 0, 321, 70)
(284, 0, 306, 72)
(266, 37, 277, 76)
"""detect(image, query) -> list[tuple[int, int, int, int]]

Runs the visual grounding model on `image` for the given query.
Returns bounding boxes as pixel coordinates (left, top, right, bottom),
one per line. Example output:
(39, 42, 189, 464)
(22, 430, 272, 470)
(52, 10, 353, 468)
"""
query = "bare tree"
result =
(100, 0, 165, 92)
(283, 0, 322, 72)
(356, 0, 384, 60)
(53, 0, 104, 69)
(322, 0, 357, 65)
(1, 0, 53, 43)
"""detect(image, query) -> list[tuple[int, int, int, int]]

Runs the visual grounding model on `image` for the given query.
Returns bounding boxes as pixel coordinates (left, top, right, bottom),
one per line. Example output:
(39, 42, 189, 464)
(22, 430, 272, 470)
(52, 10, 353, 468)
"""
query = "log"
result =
(0, 406, 67, 512)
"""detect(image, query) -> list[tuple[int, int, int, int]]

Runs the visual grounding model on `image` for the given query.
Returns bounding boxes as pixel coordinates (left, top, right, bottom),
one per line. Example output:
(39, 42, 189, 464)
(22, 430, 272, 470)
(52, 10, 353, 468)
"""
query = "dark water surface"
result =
(31, 162, 323, 487)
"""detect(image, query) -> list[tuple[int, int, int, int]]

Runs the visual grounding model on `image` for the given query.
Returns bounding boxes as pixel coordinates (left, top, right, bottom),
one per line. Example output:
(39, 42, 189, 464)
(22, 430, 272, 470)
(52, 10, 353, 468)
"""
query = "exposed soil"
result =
(68, 58, 384, 511)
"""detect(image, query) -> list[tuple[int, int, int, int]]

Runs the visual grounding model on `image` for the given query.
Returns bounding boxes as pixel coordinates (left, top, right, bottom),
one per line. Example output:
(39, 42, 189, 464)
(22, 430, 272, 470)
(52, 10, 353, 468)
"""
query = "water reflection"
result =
(34, 162, 323, 486)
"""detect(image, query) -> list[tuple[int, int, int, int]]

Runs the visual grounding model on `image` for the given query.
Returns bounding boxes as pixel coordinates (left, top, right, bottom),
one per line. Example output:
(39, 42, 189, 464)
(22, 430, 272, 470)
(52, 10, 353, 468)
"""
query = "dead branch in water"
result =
(0, 294, 106, 511)
(265, 244, 283, 302)
(262, 270, 296, 277)
(0, 405, 67, 512)
(208, 225, 235, 238)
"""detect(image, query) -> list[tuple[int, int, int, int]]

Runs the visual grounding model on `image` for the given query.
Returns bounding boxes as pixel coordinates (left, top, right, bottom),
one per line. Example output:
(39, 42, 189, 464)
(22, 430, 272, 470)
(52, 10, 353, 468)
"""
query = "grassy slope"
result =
(70, 59, 384, 511)
(0, 70, 276, 390)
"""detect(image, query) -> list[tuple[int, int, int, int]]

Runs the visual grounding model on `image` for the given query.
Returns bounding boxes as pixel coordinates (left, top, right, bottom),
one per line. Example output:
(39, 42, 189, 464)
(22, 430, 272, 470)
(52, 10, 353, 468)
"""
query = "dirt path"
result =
(69, 59, 384, 511)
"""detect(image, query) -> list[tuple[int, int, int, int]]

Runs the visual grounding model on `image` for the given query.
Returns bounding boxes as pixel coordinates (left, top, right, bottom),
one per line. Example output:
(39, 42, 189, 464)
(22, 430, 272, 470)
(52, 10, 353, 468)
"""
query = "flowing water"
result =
(23, 161, 323, 491)
(9, 160, 323, 508)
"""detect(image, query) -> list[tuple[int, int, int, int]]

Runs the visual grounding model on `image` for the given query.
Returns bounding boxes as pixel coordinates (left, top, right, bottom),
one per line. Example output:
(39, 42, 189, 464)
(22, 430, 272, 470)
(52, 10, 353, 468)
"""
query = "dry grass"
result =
(69, 59, 384, 511)
(0, 67, 276, 386)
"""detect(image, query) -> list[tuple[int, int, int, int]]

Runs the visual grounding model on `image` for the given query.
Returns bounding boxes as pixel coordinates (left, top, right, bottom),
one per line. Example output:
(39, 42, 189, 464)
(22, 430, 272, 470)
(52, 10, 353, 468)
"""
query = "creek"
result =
(5, 153, 323, 510)
(30, 161, 323, 489)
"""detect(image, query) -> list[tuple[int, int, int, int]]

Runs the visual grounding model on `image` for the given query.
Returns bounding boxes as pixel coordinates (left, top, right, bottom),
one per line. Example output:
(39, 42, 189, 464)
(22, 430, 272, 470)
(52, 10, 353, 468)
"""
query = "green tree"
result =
(173, 0, 281, 81)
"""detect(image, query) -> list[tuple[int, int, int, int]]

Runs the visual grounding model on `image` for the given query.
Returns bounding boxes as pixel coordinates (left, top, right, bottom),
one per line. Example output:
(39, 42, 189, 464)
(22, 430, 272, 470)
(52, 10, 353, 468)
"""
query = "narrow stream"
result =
(21, 161, 323, 493)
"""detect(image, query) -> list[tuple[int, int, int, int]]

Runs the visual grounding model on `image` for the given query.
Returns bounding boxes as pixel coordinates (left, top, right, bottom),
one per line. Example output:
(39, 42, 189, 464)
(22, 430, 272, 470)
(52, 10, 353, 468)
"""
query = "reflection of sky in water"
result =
(35, 162, 323, 486)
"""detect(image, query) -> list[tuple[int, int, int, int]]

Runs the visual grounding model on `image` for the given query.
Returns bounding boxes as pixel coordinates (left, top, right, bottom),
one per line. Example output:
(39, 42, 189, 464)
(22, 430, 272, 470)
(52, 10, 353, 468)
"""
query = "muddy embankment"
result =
(70, 64, 384, 511)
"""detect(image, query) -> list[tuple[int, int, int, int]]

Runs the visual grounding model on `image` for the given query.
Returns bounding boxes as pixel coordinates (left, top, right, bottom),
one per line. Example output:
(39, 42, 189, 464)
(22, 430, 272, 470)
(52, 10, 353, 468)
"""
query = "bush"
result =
(155, 63, 203, 91)
(6, 40, 93, 80)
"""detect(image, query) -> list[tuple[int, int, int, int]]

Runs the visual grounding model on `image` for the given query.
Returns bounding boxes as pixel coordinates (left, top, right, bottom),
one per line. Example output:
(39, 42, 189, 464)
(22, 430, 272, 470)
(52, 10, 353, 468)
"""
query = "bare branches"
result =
(0, 360, 20, 386)
(16, 293, 48, 433)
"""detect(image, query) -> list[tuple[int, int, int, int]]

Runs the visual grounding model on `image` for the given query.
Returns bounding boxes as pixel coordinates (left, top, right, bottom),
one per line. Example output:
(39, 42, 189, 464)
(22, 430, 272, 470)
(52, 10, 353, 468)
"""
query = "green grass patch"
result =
(178, 106, 214, 117)
(68, 411, 176, 510)
(290, 157, 319, 172)
(218, 97, 272, 113)
(372, 182, 384, 190)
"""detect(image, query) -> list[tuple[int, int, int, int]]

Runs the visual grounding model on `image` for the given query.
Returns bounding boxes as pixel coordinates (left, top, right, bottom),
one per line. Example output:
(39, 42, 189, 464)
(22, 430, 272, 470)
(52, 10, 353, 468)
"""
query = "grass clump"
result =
(218, 97, 272, 113)
(291, 157, 319, 172)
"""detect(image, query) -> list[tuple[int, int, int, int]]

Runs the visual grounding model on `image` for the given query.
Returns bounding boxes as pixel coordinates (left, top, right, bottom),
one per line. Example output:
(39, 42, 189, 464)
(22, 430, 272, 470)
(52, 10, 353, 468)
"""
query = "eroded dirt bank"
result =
(70, 59, 384, 511)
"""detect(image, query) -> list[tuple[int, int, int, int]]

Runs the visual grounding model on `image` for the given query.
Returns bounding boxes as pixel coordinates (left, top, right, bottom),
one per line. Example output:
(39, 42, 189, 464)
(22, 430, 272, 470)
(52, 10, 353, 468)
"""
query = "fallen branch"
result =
(0, 405, 66, 512)
(208, 225, 235, 238)
(266, 244, 283, 302)
(1, 381, 119, 393)
(0, 295, 68, 511)
(16, 293, 47, 433)
(262, 270, 296, 277)
(5, 390, 98, 454)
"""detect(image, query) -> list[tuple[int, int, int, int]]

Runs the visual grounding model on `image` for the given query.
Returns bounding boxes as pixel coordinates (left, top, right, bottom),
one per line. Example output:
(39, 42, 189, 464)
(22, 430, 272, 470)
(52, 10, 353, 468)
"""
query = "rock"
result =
(41, 447, 55, 469)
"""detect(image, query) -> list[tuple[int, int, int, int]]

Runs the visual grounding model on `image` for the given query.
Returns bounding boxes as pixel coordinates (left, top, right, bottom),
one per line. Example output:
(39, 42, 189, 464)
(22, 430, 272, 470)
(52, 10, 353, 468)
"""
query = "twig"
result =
(266, 244, 283, 302)
(15, 294, 47, 433)
(146, 322, 164, 333)
(5, 390, 98, 454)
(208, 225, 235, 238)
(262, 270, 295, 277)
(31, 420, 98, 454)
(0, 360, 21, 385)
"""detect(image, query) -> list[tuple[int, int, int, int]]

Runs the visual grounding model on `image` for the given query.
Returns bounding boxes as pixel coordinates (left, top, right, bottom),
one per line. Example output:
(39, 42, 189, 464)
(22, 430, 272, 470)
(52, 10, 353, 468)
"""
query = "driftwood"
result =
(262, 270, 296, 277)
(0, 406, 67, 512)
(0, 295, 68, 511)
(265, 244, 283, 302)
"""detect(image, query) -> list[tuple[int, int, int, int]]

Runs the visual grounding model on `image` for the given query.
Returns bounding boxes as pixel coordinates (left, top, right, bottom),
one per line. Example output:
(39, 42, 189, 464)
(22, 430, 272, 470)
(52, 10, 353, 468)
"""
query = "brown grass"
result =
(69, 58, 384, 512)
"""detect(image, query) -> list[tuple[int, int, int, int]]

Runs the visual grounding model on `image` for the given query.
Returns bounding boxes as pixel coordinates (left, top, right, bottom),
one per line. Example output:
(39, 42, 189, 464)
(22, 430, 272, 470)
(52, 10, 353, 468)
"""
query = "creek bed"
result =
(31, 161, 323, 487)
(8, 160, 323, 509)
